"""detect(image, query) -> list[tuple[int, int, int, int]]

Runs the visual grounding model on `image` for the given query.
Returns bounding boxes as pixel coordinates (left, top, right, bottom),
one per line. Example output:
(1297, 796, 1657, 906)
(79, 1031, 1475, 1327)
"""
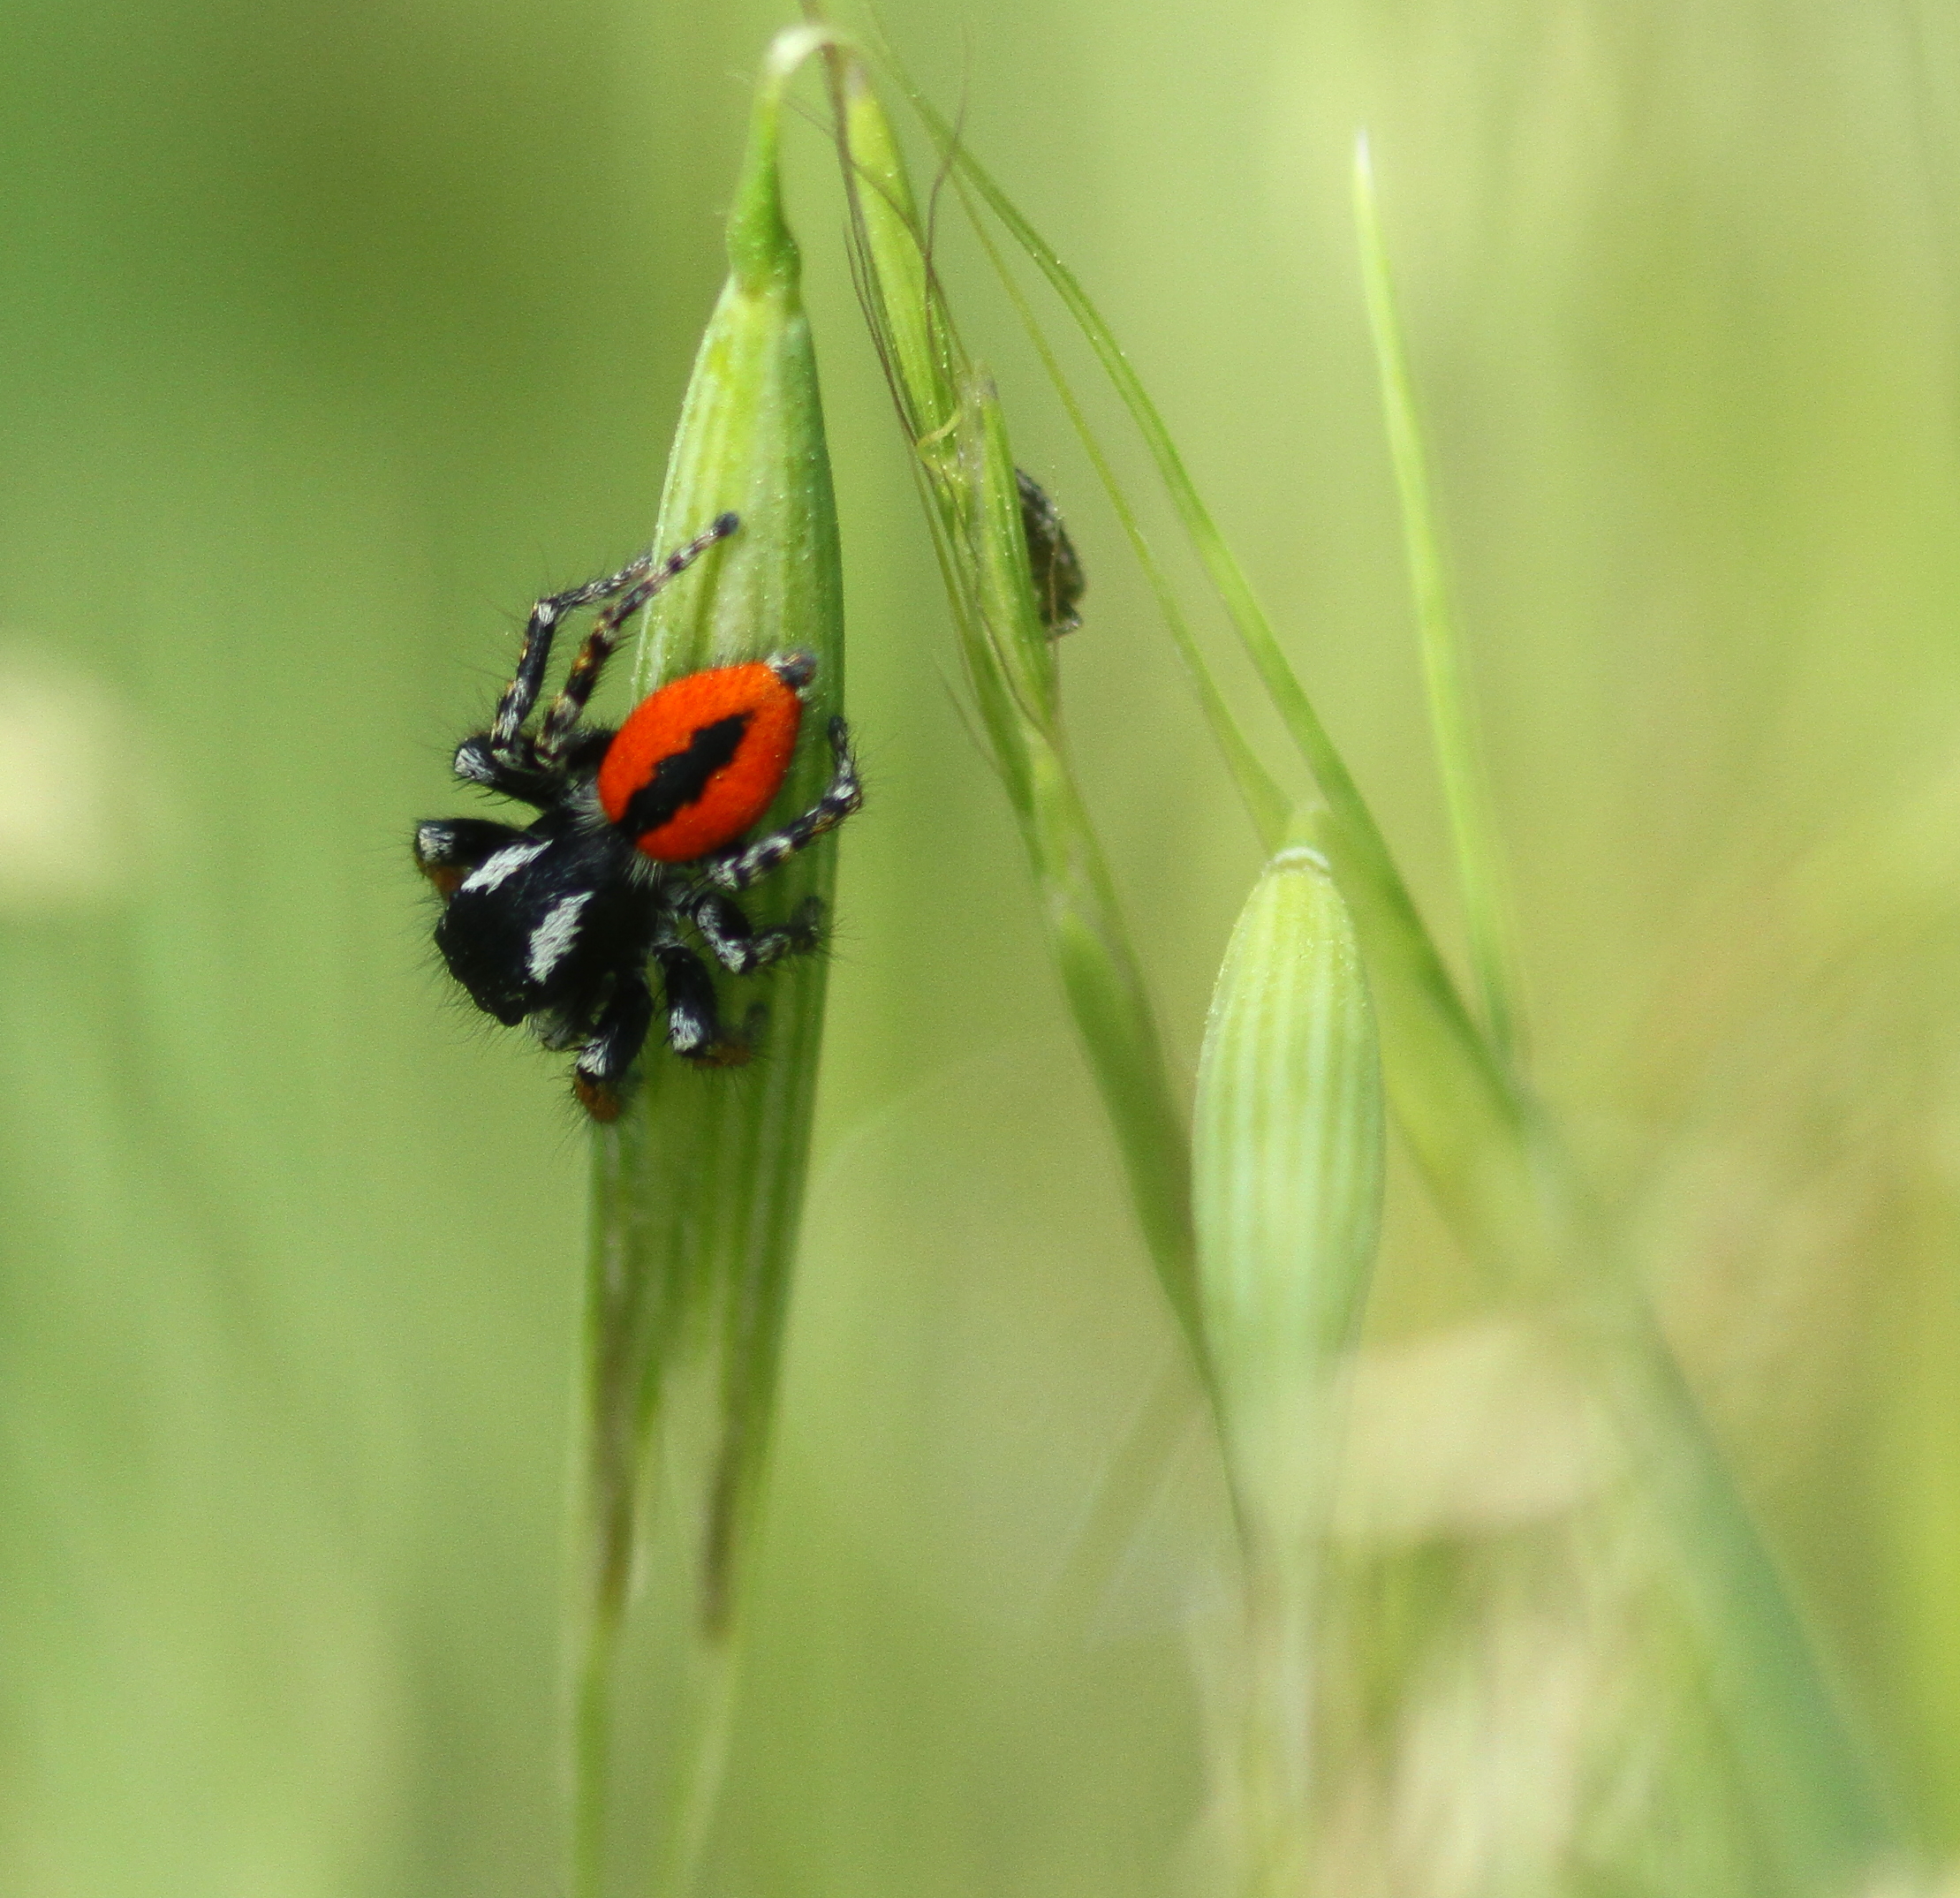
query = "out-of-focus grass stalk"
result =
(894, 85, 1896, 1889)
(1352, 133, 1524, 1065)
(577, 26, 844, 1898)
(1193, 845, 1383, 1897)
(814, 41, 1203, 1357)
(1343, 140, 1899, 1887)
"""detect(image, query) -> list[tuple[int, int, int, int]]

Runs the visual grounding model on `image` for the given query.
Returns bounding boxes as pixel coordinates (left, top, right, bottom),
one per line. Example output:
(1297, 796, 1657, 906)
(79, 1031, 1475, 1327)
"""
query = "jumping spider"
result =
(413, 514, 861, 1119)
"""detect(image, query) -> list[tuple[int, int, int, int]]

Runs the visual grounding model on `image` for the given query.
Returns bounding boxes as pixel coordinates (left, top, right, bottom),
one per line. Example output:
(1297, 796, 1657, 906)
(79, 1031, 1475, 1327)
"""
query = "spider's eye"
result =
(596, 660, 806, 862)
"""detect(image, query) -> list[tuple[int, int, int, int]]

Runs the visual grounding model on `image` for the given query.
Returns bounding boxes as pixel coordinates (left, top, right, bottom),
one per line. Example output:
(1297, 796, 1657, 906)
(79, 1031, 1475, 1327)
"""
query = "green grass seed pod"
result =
(1192, 843, 1384, 1894)
(577, 25, 847, 1898)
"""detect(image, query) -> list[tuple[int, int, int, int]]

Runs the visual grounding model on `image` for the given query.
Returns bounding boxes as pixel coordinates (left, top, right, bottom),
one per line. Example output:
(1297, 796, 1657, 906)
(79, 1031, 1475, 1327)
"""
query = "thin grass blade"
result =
(957, 193, 1293, 852)
(1353, 132, 1525, 1064)
(821, 47, 1202, 1354)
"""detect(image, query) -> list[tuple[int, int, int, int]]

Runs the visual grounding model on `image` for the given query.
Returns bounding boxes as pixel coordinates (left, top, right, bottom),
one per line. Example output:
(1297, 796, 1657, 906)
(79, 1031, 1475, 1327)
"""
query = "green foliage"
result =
(3, 3, 1959, 1896)
(912, 62, 1896, 1886)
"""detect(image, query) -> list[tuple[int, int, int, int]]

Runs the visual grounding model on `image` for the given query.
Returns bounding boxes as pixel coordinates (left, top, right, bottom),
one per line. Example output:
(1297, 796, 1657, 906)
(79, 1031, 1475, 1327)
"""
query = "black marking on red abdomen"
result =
(619, 712, 751, 840)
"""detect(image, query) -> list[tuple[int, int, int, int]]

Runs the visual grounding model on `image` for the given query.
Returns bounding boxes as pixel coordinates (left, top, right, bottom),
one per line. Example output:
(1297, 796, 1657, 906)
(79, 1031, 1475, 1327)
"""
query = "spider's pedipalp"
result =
(654, 935, 753, 1066)
(412, 815, 529, 899)
(572, 968, 657, 1122)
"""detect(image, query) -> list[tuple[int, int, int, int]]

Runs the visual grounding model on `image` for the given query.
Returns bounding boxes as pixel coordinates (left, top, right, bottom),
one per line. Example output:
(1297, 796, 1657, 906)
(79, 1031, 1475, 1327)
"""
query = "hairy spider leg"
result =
(571, 967, 657, 1121)
(685, 889, 825, 976)
(534, 512, 739, 764)
(700, 718, 863, 894)
(412, 816, 531, 899)
(490, 512, 738, 752)
(490, 555, 659, 750)
(449, 734, 564, 805)
(651, 925, 754, 1065)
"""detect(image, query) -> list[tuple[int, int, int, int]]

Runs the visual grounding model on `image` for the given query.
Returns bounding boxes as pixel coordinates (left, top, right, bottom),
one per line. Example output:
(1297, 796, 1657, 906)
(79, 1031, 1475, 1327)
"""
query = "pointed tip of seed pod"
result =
(1268, 843, 1333, 877)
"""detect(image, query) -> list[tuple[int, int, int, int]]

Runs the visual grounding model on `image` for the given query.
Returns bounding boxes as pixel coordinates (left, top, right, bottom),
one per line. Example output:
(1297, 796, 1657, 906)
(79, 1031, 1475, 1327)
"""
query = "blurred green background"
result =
(5, 1, 1960, 1892)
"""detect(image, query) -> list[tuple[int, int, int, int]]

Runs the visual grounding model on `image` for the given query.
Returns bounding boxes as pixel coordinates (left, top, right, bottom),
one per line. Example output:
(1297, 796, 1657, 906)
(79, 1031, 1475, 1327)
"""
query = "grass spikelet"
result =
(575, 25, 847, 1897)
(819, 44, 1201, 1352)
(1193, 844, 1385, 1895)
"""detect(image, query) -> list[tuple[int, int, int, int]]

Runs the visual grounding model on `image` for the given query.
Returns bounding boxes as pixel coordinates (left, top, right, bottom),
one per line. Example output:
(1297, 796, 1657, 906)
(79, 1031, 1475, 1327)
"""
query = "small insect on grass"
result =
(1017, 466, 1086, 634)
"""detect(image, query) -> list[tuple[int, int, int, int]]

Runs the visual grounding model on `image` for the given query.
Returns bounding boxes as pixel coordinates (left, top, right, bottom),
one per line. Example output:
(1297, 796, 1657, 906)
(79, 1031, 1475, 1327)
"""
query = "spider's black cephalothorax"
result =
(414, 514, 862, 1119)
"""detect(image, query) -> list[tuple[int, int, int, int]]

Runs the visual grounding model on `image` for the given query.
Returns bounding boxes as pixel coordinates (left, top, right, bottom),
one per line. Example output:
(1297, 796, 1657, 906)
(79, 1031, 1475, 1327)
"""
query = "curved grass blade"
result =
(955, 192, 1293, 853)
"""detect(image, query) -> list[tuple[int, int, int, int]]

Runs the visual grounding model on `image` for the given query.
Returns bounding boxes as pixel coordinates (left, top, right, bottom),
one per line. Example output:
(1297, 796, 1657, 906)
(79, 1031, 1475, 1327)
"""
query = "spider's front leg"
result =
(490, 543, 699, 748)
(460, 516, 740, 798)
(451, 563, 647, 806)
(700, 717, 863, 895)
(534, 513, 739, 764)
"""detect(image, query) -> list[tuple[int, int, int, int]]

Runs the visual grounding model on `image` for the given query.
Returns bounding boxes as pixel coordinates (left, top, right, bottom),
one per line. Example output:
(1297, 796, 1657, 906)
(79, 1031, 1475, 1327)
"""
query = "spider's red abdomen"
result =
(596, 660, 803, 862)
